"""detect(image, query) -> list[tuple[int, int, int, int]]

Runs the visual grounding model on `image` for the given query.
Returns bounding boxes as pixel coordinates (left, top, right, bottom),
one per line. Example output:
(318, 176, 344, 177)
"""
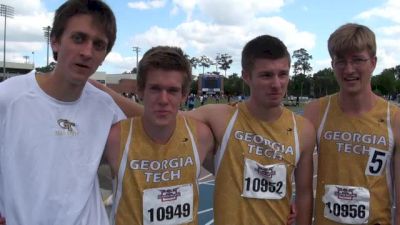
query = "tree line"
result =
(35, 49, 400, 99)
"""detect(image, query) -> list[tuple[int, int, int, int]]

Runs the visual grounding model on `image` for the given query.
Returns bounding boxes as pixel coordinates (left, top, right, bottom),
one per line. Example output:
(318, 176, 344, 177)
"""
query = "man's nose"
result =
(159, 90, 168, 103)
(80, 42, 94, 58)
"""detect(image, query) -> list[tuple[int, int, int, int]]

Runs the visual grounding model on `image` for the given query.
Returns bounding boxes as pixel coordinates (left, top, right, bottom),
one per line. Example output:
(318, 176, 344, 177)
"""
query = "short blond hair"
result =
(137, 46, 192, 95)
(328, 23, 376, 58)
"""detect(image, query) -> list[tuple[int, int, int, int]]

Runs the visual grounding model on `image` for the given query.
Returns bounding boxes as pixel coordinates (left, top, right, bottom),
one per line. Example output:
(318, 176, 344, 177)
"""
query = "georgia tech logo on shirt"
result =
(55, 119, 78, 136)
(334, 187, 357, 200)
(158, 187, 181, 202)
(255, 166, 276, 179)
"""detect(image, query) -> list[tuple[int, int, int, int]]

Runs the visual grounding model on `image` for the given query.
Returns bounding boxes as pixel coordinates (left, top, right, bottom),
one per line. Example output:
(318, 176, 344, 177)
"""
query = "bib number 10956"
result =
(148, 203, 190, 222)
(325, 202, 366, 219)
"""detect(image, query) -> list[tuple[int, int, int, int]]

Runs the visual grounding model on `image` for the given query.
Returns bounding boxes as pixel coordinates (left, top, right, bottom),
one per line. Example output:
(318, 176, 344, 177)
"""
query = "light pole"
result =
(23, 55, 29, 63)
(132, 46, 140, 72)
(32, 51, 35, 66)
(43, 26, 51, 66)
(0, 4, 14, 80)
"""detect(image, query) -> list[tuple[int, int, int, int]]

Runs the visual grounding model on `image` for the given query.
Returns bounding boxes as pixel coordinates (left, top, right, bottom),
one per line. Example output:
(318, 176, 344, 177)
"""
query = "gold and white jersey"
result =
(314, 94, 397, 225)
(111, 115, 201, 225)
(214, 102, 302, 225)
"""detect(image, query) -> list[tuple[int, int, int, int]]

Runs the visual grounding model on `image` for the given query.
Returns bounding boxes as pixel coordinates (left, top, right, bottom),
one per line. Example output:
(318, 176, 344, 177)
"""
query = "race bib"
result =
(365, 147, 390, 176)
(143, 183, 193, 225)
(323, 184, 370, 224)
(242, 158, 286, 199)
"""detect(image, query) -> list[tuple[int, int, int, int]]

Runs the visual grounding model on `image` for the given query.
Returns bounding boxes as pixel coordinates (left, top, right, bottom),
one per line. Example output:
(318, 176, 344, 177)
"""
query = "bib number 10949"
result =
(148, 203, 190, 223)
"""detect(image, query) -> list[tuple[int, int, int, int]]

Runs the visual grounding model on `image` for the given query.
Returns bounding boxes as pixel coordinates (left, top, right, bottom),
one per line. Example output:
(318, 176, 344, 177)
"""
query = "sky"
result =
(0, 0, 399, 76)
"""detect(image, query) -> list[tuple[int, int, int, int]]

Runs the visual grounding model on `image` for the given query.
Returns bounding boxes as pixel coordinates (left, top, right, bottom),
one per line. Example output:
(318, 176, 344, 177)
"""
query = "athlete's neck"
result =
(245, 98, 283, 122)
(337, 90, 377, 116)
(141, 116, 176, 144)
(36, 70, 85, 102)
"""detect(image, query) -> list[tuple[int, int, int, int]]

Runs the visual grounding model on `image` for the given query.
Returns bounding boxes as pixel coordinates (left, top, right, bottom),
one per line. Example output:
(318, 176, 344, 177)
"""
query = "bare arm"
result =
(0, 213, 5, 225)
(182, 104, 234, 144)
(303, 100, 321, 130)
(194, 119, 216, 174)
(89, 79, 144, 117)
(104, 122, 121, 176)
(393, 110, 400, 225)
(294, 118, 316, 225)
(286, 203, 296, 225)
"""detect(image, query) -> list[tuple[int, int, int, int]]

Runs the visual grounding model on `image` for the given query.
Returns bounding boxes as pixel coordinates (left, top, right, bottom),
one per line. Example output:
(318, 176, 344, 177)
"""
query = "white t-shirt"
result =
(0, 71, 125, 225)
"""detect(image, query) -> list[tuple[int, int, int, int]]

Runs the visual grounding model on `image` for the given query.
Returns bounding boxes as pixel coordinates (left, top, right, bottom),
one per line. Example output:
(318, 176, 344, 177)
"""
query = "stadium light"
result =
(43, 26, 51, 66)
(132, 46, 140, 71)
(0, 4, 14, 79)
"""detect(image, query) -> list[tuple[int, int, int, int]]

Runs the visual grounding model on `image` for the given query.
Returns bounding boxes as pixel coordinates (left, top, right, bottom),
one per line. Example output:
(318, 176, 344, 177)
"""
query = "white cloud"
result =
(104, 52, 136, 73)
(128, 0, 166, 10)
(244, 17, 316, 51)
(172, 0, 286, 24)
(0, 0, 45, 15)
(134, 26, 187, 48)
(376, 37, 400, 72)
(312, 59, 332, 74)
(377, 25, 400, 36)
(355, 0, 400, 72)
(171, 0, 197, 20)
(128, 16, 315, 75)
(356, 0, 400, 23)
(0, 0, 52, 58)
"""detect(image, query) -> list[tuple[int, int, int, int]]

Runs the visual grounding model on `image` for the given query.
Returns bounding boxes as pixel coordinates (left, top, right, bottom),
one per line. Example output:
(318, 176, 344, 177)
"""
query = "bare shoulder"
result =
(104, 121, 122, 175)
(303, 99, 321, 129)
(391, 106, 400, 145)
(191, 117, 215, 163)
(181, 103, 236, 145)
(185, 103, 233, 119)
(296, 114, 316, 154)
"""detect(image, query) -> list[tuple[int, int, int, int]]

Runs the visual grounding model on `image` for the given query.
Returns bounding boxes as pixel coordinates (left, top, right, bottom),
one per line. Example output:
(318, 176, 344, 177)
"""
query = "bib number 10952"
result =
(241, 158, 286, 199)
(244, 177, 283, 194)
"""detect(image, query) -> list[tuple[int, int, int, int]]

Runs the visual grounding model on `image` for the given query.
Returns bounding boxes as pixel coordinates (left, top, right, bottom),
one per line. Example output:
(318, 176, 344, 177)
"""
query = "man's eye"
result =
(353, 58, 364, 63)
(334, 60, 345, 66)
(72, 34, 84, 43)
(150, 86, 161, 91)
(261, 73, 272, 77)
(94, 41, 107, 51)
(168, 89, 180, 94)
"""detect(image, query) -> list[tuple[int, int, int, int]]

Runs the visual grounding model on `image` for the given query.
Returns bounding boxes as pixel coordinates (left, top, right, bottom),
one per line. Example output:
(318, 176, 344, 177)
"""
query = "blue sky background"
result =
(0, 0, 399, 76)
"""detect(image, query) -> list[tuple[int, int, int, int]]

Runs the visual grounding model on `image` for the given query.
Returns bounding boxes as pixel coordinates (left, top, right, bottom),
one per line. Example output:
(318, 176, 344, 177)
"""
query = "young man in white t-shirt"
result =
(0, 1, 124, 224)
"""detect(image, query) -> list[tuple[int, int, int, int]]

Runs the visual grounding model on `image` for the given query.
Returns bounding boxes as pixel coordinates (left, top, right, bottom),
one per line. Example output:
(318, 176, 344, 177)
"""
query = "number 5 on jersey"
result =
(365, 147, 390, 176)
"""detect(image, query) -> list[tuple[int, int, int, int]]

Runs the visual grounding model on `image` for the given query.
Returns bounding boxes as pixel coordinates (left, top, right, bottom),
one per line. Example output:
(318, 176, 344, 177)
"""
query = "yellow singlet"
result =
(214, 102, 303, 225)
(314, 94, 397, 225)
(110, 115, 200, 225)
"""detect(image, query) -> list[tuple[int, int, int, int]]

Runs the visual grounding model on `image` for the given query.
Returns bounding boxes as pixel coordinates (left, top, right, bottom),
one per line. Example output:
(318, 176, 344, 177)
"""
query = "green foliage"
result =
(288, 74, 312, 97)
(198, 55, 212, 74)
(311, 68, 339, 97)
(190, 57, 200, 69)
(35, 62, 56, 73)
(216, 53, 233, 76)
(222, 73, 249, 96)
(190, 79, 198, 94)
(375, 68, 396, 96)
(292, 48, 313, 76)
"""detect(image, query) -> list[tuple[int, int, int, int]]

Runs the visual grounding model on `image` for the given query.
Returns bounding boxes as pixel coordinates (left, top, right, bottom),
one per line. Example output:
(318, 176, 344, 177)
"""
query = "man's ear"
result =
(50, 36, 59, 52)
(242, 70, 251, 85)
(181, 91, 189, 104)
(137, 89, 144, 101)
